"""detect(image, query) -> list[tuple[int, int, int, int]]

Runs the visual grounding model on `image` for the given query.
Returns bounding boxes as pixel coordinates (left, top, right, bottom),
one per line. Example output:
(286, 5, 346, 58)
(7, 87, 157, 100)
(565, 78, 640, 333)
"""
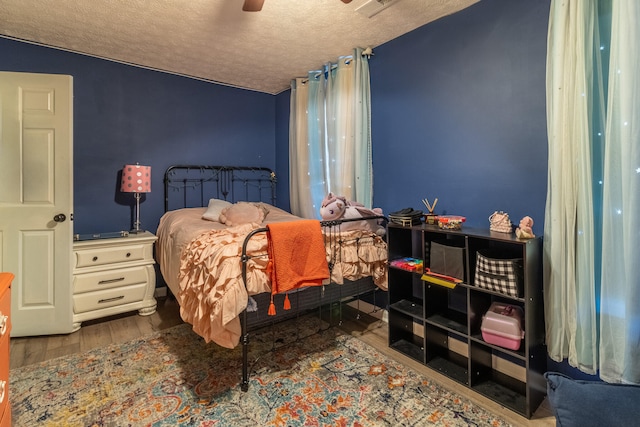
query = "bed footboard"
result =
(238, 216, 387, 391)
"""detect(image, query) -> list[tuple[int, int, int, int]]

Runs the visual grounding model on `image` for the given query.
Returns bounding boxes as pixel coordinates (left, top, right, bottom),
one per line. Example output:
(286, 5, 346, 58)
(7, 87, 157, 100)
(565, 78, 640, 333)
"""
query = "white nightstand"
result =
(72, 231, 158, 331)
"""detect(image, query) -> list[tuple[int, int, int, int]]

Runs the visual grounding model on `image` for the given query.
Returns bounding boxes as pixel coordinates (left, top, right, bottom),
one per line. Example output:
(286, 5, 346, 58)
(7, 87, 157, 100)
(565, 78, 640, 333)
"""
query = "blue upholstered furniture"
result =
(545, 372, 640, 426)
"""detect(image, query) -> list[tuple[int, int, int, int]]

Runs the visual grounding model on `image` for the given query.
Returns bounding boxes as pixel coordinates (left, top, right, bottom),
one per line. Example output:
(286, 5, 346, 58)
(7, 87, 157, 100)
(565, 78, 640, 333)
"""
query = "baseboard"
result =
(345, 299, 388, 322)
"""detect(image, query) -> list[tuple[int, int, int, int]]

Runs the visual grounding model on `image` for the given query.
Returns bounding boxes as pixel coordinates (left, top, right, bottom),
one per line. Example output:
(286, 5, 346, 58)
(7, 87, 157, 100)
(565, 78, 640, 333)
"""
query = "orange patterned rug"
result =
(10, 316, 513, 426)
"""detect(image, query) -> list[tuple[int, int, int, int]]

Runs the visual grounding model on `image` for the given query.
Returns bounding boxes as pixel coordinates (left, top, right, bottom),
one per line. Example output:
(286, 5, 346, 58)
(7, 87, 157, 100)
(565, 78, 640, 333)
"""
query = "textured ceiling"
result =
(0, 0, 478, 94)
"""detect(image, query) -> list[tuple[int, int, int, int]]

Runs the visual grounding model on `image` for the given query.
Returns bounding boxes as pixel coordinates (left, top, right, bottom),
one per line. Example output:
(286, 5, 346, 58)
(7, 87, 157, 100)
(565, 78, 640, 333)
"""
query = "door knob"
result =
(53, 213, 66, 223)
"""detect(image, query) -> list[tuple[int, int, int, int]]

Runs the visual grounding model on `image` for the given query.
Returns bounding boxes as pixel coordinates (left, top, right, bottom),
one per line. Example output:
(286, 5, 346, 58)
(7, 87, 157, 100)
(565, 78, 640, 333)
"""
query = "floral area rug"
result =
(10, 316, 513, 426)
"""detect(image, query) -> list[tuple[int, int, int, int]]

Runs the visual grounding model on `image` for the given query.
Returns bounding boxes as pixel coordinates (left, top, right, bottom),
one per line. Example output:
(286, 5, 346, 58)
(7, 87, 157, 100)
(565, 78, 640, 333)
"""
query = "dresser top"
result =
(0, 272, 14, 292)
(73, 231, 157, 248)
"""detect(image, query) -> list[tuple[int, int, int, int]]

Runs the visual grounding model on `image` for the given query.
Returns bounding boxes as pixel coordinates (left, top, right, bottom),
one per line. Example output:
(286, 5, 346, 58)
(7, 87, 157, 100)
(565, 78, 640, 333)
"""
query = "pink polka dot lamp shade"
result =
(120, 164, 151, 193)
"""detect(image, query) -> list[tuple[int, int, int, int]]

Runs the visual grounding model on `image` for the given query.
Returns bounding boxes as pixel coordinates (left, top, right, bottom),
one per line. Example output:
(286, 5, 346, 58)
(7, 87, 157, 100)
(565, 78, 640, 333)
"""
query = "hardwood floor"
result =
(10, 296, 184, 370)
(10, 298, 556, 427)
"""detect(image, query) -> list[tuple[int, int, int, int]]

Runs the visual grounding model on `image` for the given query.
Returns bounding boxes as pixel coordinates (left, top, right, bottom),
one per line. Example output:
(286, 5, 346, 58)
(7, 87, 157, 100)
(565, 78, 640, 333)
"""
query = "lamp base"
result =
(130, 192, 145, 234)
(130, 218, 144, 234)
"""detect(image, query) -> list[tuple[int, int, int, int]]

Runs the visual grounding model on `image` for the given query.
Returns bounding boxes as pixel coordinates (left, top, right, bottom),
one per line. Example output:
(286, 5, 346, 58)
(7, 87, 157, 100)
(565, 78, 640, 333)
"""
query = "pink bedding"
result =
(156, 203, 387, 348)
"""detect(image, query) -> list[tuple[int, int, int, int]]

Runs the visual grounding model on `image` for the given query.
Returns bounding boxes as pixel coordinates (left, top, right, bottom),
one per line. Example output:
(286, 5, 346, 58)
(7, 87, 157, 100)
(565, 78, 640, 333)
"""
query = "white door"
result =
(0, 72, 74, 336)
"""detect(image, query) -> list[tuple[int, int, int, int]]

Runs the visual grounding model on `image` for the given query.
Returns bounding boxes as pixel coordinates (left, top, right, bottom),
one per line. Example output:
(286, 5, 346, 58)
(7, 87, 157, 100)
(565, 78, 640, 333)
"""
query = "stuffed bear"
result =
(319, 193, 385, 236)
(515, 216, 535, 239)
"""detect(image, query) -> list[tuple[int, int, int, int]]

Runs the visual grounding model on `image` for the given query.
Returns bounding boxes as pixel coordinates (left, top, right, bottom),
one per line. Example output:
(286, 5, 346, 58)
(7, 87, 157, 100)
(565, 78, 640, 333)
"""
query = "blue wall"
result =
(0, 38, 276, 235)
(368, 0, 550, 230)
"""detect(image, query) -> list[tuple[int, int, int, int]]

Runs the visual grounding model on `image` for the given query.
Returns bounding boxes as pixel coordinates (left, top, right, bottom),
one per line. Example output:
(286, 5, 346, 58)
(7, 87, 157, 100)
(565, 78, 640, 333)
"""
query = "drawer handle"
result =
(0, 314, 7, 337)
(98, 277, 125, 285)
(98, 295, 125, 304)
(92, 256, 98, 262)
(126, 252, 131, 258)
(0, 380, 5, 404)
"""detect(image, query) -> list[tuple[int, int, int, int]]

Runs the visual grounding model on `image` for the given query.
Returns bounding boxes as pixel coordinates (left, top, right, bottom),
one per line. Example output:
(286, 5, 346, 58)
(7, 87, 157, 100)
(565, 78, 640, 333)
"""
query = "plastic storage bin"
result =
(480, 302, 524, 350)
(437, 215, 466, 230)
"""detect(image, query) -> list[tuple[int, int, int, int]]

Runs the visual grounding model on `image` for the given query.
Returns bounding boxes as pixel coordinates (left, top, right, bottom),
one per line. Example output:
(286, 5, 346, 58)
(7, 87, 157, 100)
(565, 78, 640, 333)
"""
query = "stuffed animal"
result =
(515, 216, 535, 239)
(319, 193, 385, 236)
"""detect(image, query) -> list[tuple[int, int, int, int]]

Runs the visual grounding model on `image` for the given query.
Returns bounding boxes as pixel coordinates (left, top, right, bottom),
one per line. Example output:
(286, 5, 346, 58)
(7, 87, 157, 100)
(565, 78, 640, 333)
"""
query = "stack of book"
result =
(389, 208, 423, 226)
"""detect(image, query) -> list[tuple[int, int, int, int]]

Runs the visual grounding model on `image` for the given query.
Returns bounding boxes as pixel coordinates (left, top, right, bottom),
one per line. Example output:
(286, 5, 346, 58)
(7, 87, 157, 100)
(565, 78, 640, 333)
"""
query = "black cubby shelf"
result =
(389, 299, 423, 318)
(386, 222, 546, 419)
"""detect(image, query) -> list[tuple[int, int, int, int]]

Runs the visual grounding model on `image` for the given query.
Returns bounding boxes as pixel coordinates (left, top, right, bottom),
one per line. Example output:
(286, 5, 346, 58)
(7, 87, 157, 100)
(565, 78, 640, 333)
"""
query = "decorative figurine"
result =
(515, 216, 535, 239)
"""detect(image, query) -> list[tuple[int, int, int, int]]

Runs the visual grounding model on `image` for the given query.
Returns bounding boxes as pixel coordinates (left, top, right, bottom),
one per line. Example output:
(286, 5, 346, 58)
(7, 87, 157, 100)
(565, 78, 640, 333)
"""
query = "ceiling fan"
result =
(243, 0, 352, 12)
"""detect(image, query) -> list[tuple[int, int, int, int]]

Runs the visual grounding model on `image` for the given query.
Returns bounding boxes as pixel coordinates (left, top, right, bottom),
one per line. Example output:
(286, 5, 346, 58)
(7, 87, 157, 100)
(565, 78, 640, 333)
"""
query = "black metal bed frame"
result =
(164, 165, 277, 212)
(163, 165, 386, 392)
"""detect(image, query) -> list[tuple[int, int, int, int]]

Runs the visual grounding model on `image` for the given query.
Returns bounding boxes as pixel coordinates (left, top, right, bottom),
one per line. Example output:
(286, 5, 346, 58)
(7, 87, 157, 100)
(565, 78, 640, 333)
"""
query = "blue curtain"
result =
(289, 48, 373, 218)
(544, 0, 640, 383)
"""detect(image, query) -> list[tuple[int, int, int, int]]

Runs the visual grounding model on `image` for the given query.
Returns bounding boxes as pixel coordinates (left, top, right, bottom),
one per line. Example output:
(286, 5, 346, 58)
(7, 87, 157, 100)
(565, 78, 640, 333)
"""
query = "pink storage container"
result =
(480, 302, 525, 351)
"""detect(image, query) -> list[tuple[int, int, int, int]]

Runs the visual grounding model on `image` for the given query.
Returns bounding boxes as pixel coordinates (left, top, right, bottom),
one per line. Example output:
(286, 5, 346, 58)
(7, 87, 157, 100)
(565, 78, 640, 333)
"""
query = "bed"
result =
(156, 165, 388, 390)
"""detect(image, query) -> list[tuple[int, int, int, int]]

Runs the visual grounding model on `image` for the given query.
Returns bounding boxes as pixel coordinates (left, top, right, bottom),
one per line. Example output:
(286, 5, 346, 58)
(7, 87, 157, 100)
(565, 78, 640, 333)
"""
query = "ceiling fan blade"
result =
(243, 0, 264, 12)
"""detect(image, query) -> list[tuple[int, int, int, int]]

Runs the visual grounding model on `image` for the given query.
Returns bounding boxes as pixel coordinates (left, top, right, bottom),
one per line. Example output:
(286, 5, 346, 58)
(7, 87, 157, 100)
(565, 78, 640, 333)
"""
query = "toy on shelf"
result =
(389, 257, 423, 273)
(515, 216, 535, 239)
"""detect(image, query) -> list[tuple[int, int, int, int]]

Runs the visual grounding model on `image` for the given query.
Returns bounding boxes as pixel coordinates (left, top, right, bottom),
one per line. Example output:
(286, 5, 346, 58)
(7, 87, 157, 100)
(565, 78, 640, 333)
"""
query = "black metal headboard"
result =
(163, 165, 277, 211)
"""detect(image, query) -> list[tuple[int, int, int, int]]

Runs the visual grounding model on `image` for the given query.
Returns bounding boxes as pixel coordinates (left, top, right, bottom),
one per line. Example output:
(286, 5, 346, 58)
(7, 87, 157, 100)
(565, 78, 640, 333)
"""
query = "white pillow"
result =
(202, 198, 232, 222)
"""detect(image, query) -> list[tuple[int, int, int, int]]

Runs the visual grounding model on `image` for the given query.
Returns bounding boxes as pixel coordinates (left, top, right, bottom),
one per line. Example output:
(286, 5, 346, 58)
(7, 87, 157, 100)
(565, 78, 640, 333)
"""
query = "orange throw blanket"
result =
(266, 219, 330, 314)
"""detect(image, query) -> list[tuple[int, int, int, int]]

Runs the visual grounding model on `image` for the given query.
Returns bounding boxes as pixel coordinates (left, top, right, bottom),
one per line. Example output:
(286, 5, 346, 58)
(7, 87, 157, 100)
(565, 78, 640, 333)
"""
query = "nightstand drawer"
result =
(75, 244, 148, 268)
(73, 283, 147, 314)
(74, 266, 150, 293)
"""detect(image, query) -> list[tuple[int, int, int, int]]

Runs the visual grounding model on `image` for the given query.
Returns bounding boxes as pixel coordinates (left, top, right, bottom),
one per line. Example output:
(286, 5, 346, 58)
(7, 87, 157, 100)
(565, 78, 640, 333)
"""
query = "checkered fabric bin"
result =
(474, 250, 523, 298)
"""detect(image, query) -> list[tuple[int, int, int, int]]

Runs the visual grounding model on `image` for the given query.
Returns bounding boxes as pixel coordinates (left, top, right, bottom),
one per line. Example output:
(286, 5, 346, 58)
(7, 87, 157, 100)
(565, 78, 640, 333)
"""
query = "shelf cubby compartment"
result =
(424, 282, 468, 335)
(469, 287, 525, 322)
(388, 269, 423, 310)
(469, 288, 527, 358)
(425, 324, 469, 386)
(467, 238, 527, 301)
(388, 310, 425, 363)
(469, 341, 527, 415)
(423, 232, 468, 283)
(387, 225, 424, 262)
(390, 298, 423, 319)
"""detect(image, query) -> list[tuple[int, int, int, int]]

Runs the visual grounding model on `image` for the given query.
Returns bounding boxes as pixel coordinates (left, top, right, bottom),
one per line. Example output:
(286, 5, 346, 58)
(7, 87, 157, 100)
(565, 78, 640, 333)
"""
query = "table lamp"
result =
(121, 163, 151, 233)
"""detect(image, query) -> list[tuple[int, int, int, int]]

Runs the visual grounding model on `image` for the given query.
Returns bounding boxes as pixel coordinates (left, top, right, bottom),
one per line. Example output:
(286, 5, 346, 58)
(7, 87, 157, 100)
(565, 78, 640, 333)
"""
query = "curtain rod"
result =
(302, 47, 374, 83)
